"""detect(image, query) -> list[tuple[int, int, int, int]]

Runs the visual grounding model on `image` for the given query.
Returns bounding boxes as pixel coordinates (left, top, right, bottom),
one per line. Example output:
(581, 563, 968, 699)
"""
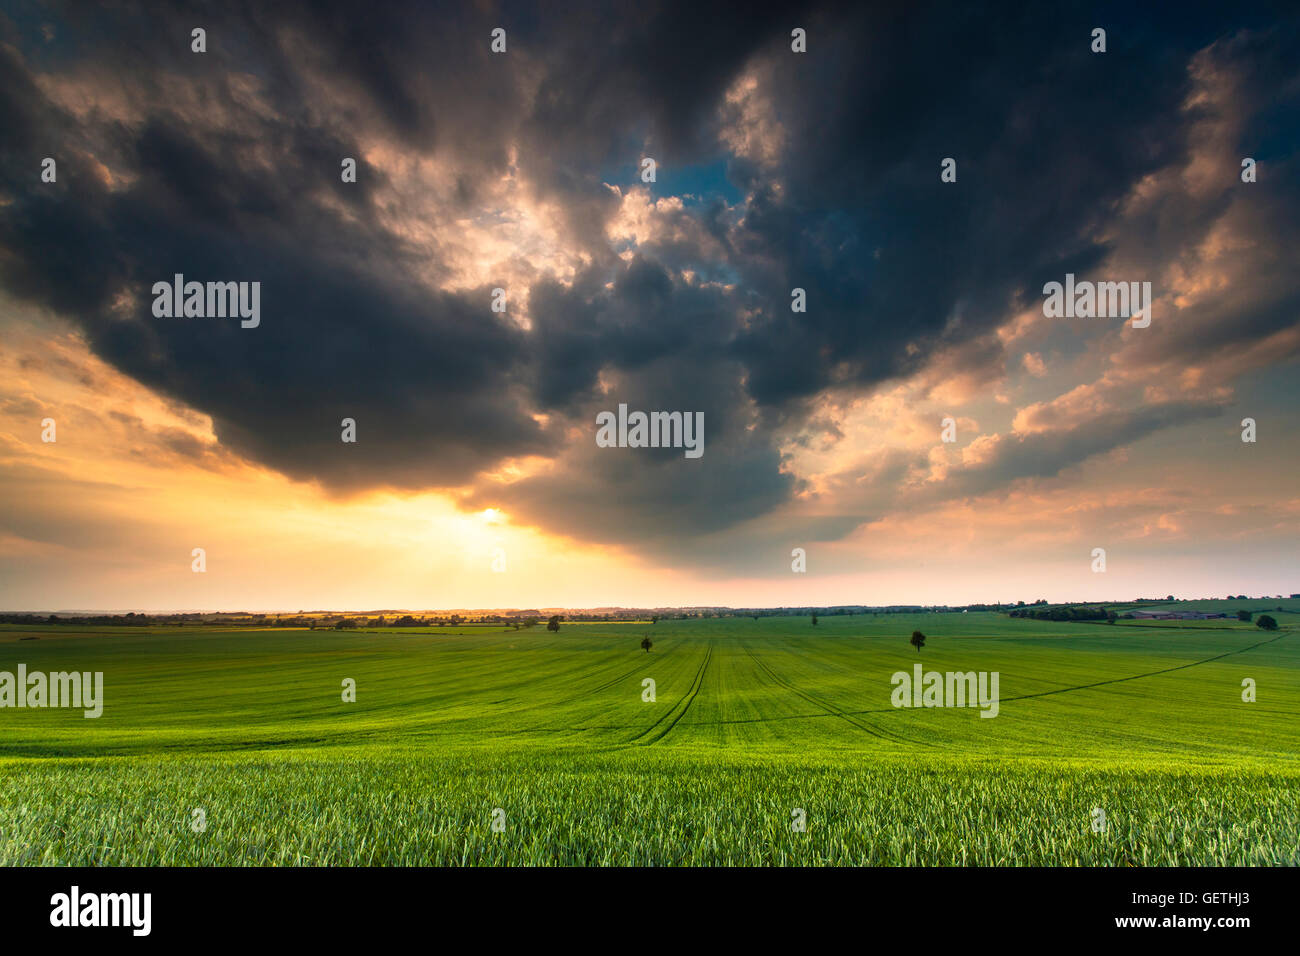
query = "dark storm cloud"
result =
(512, 0, 805, 253)
(465, 348, 796, 548)
(1, 1, 1298, 549)
(726, 3, 1199, 406)
(0, 3, 550, 490)
(525, 254, 739, 411)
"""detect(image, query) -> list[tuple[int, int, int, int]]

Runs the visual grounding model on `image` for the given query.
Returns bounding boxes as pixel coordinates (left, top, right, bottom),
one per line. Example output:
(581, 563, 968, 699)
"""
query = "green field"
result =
(1, 611, 1297, 865)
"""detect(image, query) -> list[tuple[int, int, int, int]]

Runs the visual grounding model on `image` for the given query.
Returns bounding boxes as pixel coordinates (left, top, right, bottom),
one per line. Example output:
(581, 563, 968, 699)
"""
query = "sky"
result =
(1, 1, 1297, 611)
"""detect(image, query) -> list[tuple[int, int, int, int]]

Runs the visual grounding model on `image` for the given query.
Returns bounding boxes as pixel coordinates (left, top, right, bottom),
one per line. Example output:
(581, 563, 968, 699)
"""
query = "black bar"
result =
(1, 866, 1288, 943)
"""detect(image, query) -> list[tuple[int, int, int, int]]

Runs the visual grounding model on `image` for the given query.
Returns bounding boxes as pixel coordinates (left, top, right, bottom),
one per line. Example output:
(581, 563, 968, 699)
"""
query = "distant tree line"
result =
(9, 602, 1284, 632)
(1008, 606, 1112, 622)
(0, 612, 310, 627)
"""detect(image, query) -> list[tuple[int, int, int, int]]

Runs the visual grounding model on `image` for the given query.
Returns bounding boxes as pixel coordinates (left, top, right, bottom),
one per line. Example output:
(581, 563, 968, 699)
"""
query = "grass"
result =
(1, 612, 1297, 865)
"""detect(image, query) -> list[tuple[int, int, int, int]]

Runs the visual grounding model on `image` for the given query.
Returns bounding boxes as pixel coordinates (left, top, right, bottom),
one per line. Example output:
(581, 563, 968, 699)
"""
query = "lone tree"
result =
(910, 630, 926, 652)
(546, 614, 562, 632)
(1237, 609, 1252, 622)
(641, 635, 653, 653)
(1256, 614, 1279, 631)
(811, 613, 818, 626)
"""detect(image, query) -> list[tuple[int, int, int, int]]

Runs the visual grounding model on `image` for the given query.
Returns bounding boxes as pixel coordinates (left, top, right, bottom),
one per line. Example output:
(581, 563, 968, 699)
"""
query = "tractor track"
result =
(741, 643, 922, 745)
(729, 630, 1293, 726)
(631, 643, 712, 744)
(975, 630, 1289, 707)
(500, 630, 1293, 736)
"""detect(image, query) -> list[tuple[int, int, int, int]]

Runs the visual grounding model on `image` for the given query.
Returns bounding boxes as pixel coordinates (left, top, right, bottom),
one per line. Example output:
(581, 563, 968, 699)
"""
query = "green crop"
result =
(1, 612, 1296, 865)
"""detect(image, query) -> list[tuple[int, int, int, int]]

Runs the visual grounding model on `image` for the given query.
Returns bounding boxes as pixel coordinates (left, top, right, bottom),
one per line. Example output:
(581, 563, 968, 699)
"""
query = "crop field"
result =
(1, 611, 1298, 865)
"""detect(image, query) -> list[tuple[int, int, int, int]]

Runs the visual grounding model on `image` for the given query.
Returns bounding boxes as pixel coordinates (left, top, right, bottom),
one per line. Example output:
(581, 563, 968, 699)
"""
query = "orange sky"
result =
(3, 291, 1295, 610)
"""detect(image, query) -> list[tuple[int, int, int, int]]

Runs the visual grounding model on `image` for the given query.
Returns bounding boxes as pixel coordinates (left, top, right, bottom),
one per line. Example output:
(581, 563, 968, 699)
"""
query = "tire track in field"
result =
(459, 658, 658, 733)
(477, 657, 654, 727)
(965, 630, 1291, 708)
(741, 643, 922, 745)
(364, 655, 658, 740)
(630, 643, 712, 744)
(679, 630, 1294, 729)
(585, 660, 657, 696)
(508, 630, 1292, 736)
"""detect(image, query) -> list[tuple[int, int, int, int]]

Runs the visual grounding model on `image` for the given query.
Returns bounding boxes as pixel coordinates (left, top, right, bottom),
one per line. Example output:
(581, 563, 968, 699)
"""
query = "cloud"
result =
(0, 1, 1297, 578)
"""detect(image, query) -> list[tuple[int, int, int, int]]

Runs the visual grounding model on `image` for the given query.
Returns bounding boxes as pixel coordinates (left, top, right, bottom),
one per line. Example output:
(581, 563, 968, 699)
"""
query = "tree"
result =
(641, 636, 652, 653)
(547, 615, 562, 632)
(650, 615, 659, 625)
(910, 630, 926, 652)
(811, 614, 818, 626)
(1256, 614, 1279, 631)
(1106, 610, 1117, 624)
(1237, 610, 1252, 622)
